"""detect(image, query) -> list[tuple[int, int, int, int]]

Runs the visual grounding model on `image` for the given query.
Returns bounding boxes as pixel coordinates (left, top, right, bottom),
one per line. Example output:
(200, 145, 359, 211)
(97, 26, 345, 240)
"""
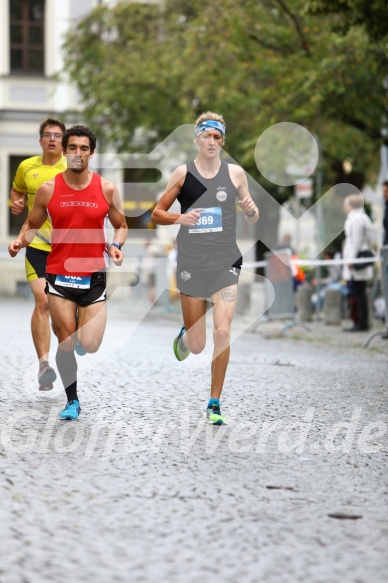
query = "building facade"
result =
(0, 0, 103, 246)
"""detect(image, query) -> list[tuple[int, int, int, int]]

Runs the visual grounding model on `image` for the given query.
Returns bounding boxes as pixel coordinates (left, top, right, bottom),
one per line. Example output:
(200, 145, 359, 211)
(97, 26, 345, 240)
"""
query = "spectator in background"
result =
(275, 233, 295, 254)
(342, 194, 375, 332)
(167, 241, 179, 302)
(142, 240, 159, 304)
(311, 248, 347, 310)
(274, 233, 306, 291)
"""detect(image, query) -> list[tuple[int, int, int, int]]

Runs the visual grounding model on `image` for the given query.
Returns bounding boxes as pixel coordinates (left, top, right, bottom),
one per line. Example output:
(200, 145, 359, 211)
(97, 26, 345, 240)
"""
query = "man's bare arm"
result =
(151, 166, 203, 227)
(103, 180, 128, 246)
(230, 165, 259, 224)
(102, 179, 128, 266)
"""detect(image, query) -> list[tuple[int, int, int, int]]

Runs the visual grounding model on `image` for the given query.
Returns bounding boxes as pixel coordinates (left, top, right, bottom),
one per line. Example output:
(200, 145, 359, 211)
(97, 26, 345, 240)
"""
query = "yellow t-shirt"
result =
(12, 155, 66, 252)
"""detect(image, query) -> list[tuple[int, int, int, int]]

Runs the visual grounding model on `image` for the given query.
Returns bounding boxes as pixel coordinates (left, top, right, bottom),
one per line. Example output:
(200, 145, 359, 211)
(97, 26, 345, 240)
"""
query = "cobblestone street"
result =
(0, 297, 387, 583)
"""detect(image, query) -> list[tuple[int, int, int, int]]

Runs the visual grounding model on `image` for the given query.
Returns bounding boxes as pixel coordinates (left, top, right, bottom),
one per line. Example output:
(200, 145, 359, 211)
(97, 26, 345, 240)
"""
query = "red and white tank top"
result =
(46, 172, 109, 276)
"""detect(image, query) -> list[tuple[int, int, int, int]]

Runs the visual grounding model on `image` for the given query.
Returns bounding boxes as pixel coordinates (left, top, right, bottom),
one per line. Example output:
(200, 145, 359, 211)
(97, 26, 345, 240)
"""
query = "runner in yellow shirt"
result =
(10, 118, 66, 390)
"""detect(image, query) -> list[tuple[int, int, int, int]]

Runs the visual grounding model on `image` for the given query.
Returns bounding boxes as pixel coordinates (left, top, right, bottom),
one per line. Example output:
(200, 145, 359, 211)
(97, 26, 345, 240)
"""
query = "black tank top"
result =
(176, 160, 242, 268)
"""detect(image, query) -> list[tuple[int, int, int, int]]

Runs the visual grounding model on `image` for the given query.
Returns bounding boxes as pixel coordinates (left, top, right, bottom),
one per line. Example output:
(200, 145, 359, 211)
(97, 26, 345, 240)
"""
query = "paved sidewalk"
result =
(0, 297, 387, 583)
(249, 316, 388, 354)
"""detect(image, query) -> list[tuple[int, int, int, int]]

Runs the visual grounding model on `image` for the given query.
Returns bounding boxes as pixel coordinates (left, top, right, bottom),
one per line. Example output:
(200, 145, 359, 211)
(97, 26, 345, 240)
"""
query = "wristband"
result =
(111, 242, 121, 251)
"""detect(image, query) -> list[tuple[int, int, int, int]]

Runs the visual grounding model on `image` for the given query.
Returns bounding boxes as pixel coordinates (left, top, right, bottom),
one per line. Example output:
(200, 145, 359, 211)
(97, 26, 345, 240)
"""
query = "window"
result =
(10, 0, 45, 74)
(9, 156, 29, 235)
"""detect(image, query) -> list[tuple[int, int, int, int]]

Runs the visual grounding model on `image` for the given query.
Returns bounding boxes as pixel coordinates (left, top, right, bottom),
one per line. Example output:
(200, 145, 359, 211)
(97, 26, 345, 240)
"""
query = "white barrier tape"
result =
(296, 257, 379, 267)
(243, 260, 267, 269)
(0, 251, 378, 268)
(243, 255, 380, 269)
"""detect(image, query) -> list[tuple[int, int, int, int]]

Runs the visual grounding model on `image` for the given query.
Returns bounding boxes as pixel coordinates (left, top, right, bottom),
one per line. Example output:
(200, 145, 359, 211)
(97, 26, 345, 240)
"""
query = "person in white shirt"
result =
(342, 194, 374, 331)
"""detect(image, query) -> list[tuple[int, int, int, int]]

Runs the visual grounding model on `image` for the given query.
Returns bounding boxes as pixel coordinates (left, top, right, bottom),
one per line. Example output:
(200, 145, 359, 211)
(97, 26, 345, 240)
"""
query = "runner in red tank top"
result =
(47, 172, 110, 276)
(9, 125, 128, 420)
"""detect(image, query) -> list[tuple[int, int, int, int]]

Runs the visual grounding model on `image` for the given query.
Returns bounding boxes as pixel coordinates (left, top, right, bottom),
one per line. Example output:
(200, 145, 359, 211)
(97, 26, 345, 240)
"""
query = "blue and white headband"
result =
(195, 120, 226, 138)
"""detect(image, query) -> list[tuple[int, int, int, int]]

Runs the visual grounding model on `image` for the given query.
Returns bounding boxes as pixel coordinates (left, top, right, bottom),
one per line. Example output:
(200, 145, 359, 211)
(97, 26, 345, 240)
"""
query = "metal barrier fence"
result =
(364, 245, 388, 346)
(380, 245, 388, 324)
(248, 250, 310, 334)
(264, 249, 294, 320)
(245, 252, 384, 337)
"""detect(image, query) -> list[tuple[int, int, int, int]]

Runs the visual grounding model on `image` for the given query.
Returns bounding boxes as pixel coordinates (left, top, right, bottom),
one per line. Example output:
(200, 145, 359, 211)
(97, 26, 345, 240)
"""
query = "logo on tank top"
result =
(60, 201, 99, 208)
(216, 187, 227, 202)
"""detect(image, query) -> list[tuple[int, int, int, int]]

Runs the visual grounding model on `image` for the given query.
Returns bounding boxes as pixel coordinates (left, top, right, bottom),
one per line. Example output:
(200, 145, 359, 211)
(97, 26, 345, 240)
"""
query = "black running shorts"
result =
(45, 272, 106, 306)
(25, 247, 50, 282)
(176, 263, 240, 299)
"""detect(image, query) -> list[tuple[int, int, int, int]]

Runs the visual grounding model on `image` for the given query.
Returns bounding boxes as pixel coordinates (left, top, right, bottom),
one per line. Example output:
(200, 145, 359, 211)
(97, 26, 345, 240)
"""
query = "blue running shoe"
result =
(173, 326, 190, 361)
(75, 338, 87, 356)
(59, 400, 81, 420)
(206, 399, 228, 425)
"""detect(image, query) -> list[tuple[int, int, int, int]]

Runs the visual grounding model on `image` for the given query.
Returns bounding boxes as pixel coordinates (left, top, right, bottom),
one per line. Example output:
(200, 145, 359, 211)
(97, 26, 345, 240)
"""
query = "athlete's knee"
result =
(58, 336, 75, 352)
(213, 324, 231, 345)
(81, 337, 103, 353)
(34, 294, 49, 315)
(84, 343, 100, 354)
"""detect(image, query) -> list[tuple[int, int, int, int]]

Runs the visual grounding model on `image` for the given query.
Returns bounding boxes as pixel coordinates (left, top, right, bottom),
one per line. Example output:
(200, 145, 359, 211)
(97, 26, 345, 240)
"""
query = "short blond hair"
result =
(344, 194, 364, 209)
(195, 111, 226, 129)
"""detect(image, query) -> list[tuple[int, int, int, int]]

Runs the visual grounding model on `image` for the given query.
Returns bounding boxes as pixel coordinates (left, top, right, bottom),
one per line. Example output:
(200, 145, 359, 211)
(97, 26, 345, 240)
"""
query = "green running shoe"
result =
(173, 326, 190, 361)
(206, 400, 228, 425)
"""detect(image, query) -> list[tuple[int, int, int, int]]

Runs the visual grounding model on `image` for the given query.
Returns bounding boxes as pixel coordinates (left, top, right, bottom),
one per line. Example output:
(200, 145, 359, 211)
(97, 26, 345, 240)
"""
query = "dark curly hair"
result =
(62, 125, 96, 151)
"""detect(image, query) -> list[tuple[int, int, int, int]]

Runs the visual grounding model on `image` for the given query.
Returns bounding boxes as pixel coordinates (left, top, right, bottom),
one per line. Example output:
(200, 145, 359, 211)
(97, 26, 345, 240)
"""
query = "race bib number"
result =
(188, 207, 223, 234)
(55, 275, 91, 289)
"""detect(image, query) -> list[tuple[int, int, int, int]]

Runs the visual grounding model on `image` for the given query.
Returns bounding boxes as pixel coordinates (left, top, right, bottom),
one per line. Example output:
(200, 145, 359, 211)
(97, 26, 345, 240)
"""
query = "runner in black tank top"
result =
(177, 160, 242, 270)
(152, 113, 259, 425)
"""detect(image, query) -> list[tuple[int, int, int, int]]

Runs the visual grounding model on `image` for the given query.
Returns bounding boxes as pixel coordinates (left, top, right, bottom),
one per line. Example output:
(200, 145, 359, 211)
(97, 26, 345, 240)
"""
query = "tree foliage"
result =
(62, 0, 388, 190)
(305, 0, 388, 41)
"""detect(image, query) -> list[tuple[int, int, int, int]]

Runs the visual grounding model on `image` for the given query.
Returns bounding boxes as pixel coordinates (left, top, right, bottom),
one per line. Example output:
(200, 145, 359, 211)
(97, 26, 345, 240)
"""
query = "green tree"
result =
(62, 0, 387, 177)
(62, 0, 388, 254)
